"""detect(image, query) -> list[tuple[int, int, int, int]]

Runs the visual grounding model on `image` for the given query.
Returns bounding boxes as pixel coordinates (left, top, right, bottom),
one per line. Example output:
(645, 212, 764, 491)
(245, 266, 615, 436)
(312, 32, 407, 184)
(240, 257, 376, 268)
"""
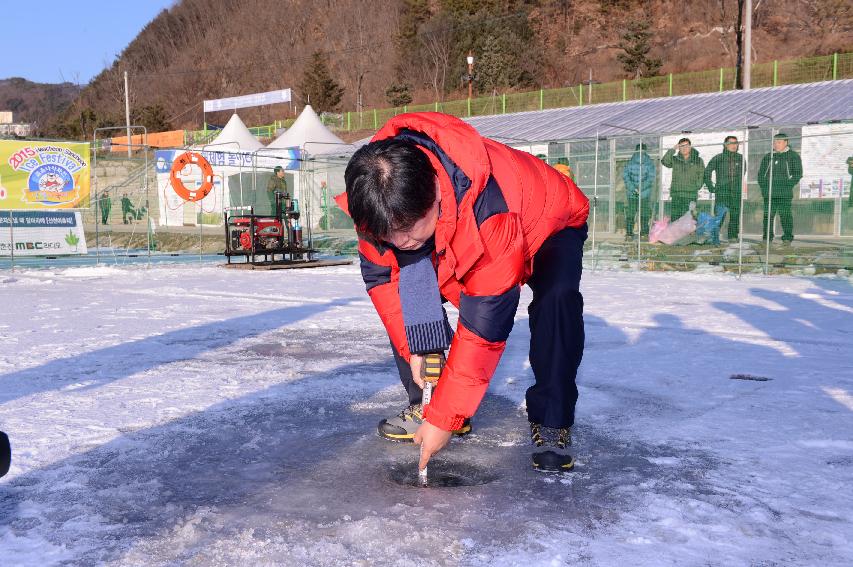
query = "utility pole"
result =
(467, 52, 475, 100)
(124, 71, 132, 157)
(743, 0, 752, 90)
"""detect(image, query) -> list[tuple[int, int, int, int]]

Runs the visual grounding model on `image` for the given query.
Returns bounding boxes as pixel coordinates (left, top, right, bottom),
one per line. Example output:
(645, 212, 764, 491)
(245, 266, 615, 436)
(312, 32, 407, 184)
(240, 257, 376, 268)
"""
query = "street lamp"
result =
(466, 52, 475, 100)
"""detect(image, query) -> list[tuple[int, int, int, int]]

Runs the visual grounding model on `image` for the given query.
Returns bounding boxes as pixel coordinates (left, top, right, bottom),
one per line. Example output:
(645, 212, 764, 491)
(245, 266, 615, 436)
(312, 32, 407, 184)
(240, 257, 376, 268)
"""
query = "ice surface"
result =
(0, 263, 852, 565)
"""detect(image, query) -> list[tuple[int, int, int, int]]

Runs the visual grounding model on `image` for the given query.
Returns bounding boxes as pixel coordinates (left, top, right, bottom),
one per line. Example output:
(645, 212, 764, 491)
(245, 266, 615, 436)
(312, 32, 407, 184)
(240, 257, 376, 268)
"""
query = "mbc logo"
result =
(15, 241, 62, 250)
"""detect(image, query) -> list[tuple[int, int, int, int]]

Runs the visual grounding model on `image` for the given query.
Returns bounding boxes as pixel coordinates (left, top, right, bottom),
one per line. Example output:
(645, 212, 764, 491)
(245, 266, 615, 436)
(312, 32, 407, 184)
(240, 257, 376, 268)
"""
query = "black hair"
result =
(678, 137, 691, 145)
(344, 138, 437, 240)
(635, 143, 646, 151)
(724, 135, 738, 143)
(273, 165, 283, 173)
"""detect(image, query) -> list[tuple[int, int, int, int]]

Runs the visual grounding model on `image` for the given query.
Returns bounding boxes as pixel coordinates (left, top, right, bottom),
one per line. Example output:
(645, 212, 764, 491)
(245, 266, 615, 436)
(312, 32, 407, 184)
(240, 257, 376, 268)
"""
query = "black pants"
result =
(393, 343, 424, 407)
(392, 226, 587, 429)
(625, 194, 651, 236)
(670, 194, 694, 221)
(0, 431, 10, 478)
(716, 190, 742, 240)
(762, 196, 794, 241)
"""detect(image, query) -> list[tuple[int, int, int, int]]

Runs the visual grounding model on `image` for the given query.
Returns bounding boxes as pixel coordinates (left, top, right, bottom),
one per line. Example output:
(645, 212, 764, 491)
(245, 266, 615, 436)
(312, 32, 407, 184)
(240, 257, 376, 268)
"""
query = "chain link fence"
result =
(547, 124, 852, 275)
(305, 122, 853, 277)
(2, 121, 850, 276)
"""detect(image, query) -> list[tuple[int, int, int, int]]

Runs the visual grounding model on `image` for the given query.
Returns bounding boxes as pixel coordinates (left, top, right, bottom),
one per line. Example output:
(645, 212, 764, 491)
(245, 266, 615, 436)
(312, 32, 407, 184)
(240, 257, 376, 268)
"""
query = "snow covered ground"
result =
(0, 261, 851, 566)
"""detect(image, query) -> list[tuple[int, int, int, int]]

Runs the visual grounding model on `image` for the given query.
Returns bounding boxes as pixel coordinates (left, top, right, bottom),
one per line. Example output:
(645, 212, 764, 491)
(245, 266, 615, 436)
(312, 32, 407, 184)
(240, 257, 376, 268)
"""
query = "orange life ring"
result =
(170, 151, 214, 202)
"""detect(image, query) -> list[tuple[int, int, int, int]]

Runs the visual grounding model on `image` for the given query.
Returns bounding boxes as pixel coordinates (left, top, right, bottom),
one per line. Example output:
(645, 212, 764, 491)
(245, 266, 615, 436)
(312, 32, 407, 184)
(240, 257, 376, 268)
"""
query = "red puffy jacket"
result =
(336, 113, 589, 431)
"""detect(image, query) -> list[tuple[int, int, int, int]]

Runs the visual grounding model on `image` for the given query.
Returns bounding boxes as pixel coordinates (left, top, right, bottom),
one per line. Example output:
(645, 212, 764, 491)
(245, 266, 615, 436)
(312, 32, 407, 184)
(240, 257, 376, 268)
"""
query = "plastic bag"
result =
(695, 206, 728, 245)
(657, 212, 697, 245)
(649, 217, 670, 244)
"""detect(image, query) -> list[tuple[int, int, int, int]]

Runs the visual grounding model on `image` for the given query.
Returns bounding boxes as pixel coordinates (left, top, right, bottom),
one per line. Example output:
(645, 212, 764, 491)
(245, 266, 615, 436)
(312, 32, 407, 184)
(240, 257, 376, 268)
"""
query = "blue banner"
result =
(0, 210, 78, 228)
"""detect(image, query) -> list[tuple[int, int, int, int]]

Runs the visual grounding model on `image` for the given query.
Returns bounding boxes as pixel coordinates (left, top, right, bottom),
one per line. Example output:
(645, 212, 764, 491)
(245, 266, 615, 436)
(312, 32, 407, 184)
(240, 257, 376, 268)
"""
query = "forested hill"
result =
(50, 0, 853, 137)
(0, 78, 82, 133)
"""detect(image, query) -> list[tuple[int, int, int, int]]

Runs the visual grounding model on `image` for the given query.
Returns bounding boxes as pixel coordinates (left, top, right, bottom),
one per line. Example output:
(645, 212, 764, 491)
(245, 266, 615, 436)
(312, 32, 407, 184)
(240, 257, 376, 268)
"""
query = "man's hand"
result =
(409, 354, 425, 389)
(414, 421, 453, 470)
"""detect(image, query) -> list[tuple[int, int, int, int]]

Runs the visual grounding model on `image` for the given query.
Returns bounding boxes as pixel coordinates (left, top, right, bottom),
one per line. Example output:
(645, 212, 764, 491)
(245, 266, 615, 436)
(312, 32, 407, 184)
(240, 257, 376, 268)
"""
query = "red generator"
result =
(224, 190, 308, 264)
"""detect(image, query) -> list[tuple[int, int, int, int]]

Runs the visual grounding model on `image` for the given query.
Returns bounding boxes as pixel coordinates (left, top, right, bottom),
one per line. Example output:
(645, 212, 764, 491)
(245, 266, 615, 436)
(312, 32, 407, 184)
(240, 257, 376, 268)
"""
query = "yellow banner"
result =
(0, 140, 90, 210)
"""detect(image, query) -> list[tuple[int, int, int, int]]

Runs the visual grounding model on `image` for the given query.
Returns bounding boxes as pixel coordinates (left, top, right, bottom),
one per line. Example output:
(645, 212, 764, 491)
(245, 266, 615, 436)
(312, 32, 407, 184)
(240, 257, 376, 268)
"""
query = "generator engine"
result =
(226, 191, 301, 252)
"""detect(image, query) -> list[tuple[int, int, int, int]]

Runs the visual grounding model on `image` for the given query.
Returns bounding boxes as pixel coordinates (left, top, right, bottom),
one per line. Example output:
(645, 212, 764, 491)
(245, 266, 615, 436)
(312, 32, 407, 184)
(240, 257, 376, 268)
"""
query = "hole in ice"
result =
(247, 343, 289, 356)
(387, 460, 499, 488)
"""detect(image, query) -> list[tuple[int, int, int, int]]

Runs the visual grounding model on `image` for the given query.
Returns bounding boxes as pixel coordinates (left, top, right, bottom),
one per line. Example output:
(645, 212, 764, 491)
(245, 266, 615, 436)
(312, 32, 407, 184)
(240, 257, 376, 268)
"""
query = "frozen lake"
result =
(0, 263, 851, 565)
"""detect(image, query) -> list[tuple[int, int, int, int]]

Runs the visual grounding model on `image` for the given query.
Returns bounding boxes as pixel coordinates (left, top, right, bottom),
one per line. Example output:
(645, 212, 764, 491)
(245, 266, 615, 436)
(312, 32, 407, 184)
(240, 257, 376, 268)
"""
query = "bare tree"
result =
(796, 0, 853, 51)
(734, 0, 746, 89)
(418, 15, 454, 100)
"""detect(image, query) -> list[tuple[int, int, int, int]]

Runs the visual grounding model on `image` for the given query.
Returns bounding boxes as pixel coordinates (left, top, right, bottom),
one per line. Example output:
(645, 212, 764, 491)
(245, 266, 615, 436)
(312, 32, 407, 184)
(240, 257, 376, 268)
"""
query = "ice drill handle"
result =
(421, 352, 445, 384)
(420, 352, 445, 408)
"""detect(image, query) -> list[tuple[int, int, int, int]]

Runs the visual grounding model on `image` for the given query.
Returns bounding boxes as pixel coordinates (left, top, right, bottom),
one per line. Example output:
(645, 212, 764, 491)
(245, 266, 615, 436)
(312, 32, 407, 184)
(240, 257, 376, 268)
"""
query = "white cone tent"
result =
(264, 105, 355, 232)
(266, 104, 352, 155)
(205, 113, 264, 151)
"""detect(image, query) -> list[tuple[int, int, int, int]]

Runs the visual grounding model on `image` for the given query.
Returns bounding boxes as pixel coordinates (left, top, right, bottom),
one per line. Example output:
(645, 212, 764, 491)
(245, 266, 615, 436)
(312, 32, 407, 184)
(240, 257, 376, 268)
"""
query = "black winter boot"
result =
(530, 422, 574, 472)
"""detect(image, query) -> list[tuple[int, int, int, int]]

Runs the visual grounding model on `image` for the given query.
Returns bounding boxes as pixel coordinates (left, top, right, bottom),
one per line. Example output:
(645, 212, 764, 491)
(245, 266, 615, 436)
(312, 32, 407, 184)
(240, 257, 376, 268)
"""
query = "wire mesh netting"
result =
(304, 123, 853, 276)
(2, 122, 850, 276)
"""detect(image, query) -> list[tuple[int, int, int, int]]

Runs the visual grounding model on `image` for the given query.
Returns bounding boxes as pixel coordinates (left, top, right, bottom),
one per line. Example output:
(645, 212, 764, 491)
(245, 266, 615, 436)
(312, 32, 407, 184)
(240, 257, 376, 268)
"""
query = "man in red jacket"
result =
(340, 113, 589, 472)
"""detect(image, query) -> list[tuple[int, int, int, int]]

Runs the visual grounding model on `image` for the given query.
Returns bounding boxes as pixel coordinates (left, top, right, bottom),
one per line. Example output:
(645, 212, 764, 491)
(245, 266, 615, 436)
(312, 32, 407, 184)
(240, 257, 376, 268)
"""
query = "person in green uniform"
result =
(704, 136, 744, 240)
(757, 133, 802, 243)
(266, 166, 289, 215)
(100, 190, 111, 225)
(661, 138, 705, 221)
(121, 193, 135, 224)
(135, 200, 148, 220)
(847, 155, 853, 206)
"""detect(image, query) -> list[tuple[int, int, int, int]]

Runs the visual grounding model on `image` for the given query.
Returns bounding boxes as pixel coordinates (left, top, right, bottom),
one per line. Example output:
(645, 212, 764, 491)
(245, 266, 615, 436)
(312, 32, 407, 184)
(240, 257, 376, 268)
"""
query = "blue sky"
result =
(0, 0, 174, 84)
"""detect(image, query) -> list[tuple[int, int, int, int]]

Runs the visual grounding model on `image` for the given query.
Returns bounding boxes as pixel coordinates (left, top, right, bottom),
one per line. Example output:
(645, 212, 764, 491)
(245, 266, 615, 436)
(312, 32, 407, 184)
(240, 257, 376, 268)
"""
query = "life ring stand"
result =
(170, 151, 214, 202)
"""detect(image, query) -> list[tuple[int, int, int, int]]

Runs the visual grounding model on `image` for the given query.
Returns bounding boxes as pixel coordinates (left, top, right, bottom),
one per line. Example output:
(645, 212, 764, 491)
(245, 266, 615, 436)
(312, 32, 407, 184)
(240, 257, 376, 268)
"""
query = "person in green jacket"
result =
(661, 137, 705, 221)
(121, 193, 136, 224)
(135, 200, 148, 220)
(266, 165, 289, 215)
(758, 132, 803, 243)
(704, 136, 744, 240)
(121, 193, 135, 224)
(847, 155, 853, 206)
(100, 190, 111, 225)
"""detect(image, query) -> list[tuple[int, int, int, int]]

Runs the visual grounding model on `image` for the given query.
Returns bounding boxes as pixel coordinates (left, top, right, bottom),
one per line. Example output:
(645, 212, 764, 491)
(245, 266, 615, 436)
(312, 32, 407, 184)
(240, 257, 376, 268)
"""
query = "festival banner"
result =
(0, 140, 91, 210)
(0, 211, 87, 256)
(204, 89, 292, 112)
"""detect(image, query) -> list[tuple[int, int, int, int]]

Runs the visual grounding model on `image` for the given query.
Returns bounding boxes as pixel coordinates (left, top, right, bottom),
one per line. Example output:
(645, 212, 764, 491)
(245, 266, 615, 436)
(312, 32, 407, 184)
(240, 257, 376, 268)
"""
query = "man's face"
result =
(725, 138, 739, 152)
(773, 138, 788, 152)
(276, 170, 285, 178)
(678, 141, 691, 158)
(386, 179, 441, 251)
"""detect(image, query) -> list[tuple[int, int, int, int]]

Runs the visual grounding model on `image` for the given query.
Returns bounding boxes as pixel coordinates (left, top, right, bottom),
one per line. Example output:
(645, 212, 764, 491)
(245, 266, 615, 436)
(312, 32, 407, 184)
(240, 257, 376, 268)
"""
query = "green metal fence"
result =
(182, 52, 851, 144)
(341, 52, 852, 132)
